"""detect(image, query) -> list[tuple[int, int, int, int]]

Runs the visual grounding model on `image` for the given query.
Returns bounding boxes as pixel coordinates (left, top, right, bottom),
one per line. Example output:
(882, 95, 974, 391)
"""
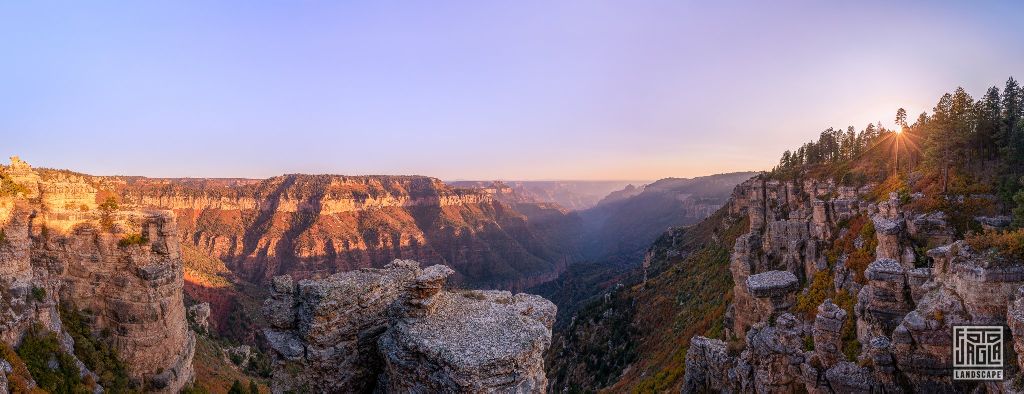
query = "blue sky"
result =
(2, 1, 1023, 180)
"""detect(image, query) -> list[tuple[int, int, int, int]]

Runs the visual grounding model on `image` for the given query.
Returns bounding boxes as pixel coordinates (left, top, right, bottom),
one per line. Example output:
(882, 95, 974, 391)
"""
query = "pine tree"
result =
(895, 108, 907, 128)
(977, 87, 1001, 159)
(228, 380, 245, 394)
(926, 92, 956, 193)
(249, 379, 259, 394)
(1002, 77, 1024, 170)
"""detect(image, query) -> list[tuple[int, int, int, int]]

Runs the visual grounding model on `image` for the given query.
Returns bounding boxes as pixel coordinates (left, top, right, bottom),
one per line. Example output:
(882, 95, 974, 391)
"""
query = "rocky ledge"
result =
(263, 259, 555, 393)
(746, 270, 800, 298)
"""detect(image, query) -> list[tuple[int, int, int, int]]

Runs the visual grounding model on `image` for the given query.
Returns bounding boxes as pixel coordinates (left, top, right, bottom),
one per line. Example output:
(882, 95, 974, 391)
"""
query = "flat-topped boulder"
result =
(746, 270, 799, 298)
(263, 259, 556, 393)
(379, 290, 554, 392)
(865, 258, 905, 282)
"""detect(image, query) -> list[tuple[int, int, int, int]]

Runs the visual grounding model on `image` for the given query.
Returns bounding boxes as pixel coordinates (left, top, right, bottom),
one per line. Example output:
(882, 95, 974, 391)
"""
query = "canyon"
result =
(0, 156, 785, 393)
(0, 157, 575, 393)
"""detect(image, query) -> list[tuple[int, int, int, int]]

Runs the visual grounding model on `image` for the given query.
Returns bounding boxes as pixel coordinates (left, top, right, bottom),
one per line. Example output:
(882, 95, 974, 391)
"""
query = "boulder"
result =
(263, 259, 556, 393)
(262, 260, 419, 393)
(187, 302, 211, 332)
(379, 290, 554, 392)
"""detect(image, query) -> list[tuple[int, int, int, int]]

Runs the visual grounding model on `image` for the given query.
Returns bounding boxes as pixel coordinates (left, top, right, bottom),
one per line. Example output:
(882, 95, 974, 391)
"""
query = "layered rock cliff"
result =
(449, 180, 644, 211)
(683, 175, 1024, 393)
(262, 259, 555, 393)
(0, 157, 194, 392)
(115, 174, 580, 290)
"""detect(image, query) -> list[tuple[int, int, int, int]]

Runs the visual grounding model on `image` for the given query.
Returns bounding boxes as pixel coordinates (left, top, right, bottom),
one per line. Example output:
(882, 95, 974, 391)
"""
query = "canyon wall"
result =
(116, 174, 580, 290)
(0, 157, 194, 392)
(449, 180, 645, 210)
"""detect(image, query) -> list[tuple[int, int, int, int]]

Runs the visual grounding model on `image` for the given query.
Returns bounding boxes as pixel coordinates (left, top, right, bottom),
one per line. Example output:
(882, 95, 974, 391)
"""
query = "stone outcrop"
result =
(263, 260, 419, 393)
(187, 302, 211, 332)
(263, 259, 555, 393)
(856, 259, 913, 340)
(724, 178, 860, 338)
(811, 299, 847, 369)
(684, 174, 1024, 393)
(681, 337, 736, 393)
(0, 157, 194, 392)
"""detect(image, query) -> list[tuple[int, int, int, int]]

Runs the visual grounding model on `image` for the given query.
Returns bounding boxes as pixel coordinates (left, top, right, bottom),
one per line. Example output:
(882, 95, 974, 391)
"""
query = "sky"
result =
(2, 1, 1024, 181)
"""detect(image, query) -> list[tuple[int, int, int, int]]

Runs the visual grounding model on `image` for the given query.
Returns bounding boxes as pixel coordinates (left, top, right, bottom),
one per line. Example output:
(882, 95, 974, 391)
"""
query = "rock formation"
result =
(683, 174, 1024, 393)
(187, 302, 211, 332)
(0, 157, 194, 392)
(811, 299, 847, 369)
(263, 259, 555, 393)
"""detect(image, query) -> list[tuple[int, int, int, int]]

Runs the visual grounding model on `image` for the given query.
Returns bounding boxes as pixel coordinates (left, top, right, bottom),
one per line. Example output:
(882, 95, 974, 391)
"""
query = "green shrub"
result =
(98, 197, 118, 232)
(60, 304, 136, 393)
(16, 323, 87, 393)
(834, 290, 860, 361)
(30, 286, 46, 302)
(0, 341, 38, 393)
(0, 174, 29, 197)
(245, 351, 273, 378)
(118, 233, 148, 248)
(1015, 189, 1024, 228)
(794, 270, 832, 319)
(228, 380, 245, 394)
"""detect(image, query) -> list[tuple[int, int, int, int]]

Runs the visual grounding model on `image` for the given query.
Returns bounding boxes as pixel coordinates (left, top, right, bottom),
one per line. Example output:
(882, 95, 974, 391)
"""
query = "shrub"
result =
(245, 351, 273, 378)
(1015, 189, 1024, 228)
(966, 229, 1024, 260)
(60, 304, 136, 392)
(826, 215, 875, 284)
(0, 229, 7, 247)
(98, 197, 118, 231)
(16, 323, 86, 393)
(228, 380, 245, 394)
(794, 270, 833, 319)
(30, 286, 46, 302)
(118, 233, 148, 247)
(803, 335, 815, 351)
(834, 290, 859, 361)
(0, 342, 38, 393)
(0, 174, 29, 197)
